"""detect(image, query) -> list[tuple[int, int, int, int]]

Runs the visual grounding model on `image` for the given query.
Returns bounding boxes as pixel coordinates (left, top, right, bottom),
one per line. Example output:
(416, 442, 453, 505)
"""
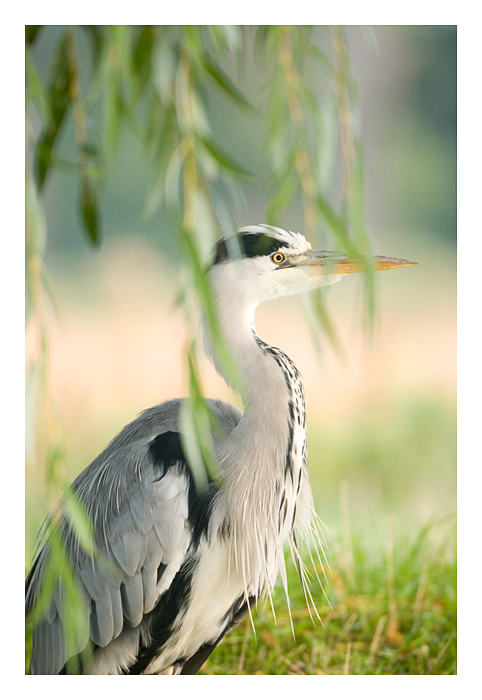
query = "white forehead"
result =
(238, 225, 312, 254)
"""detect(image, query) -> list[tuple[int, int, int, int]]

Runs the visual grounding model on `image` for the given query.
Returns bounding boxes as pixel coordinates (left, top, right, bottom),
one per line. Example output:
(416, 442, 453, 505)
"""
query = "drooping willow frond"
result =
(25, 26, 375, 668)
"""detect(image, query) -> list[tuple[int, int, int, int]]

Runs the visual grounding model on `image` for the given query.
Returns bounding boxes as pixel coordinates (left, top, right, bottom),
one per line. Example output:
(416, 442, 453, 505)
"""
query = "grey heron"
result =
(26, 224, 415, 674)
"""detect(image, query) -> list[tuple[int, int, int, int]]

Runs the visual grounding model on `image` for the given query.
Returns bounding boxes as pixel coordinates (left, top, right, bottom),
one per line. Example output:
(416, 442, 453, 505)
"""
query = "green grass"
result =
(199, 521, 456, 675)
(25, 520, 455, 675)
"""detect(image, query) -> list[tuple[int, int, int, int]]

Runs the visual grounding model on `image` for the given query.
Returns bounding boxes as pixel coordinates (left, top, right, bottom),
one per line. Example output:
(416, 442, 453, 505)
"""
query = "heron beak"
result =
(287, 251, 418, 276)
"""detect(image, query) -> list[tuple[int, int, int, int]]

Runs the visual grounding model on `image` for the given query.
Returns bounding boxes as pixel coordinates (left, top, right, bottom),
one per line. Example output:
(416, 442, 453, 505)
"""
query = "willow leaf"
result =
(203, 56, 255, 111)
(35, 32, 71, 189)
(80, 177, 100, 246)
(201, 136, 253, 181)
(63, 488, 97, 558)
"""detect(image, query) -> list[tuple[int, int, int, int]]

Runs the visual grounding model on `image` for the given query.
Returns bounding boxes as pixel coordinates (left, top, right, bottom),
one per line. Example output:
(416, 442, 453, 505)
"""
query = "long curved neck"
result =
(203, 294, 289, 416)
(202, 290, 304, 486)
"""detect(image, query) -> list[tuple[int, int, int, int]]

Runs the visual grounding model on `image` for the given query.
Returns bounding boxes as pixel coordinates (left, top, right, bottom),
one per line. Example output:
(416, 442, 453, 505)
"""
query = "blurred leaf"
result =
(80, 176, 100, 246)
(25, 51, 49, 122)
(311, 288, 346, 362)
(151, 33, 178, 104)
(163, 144, 184, 212)
(25, 365, 39, 462)
(79, 141, 100, 160)
(27, 546, 57, 624)
(298, 83, 321, 118)
(63, 488, 97, 558)
(132, 25, 155, 87)
(102, 26, 133, 154)
(202, 56, 255, 111)
(254, 25, 280, 69)
(25, 157, 47, 258)
(300, 37, 333, 73)
(360, 25, 379, 52)
(180, 344, 225, 490)
(266, 168, 299, 223)
(181, 225, 241, 391)
(264, 70, 289, 144)
(26, 25, 42, 46)
(179, 396, 209, 494)
(47, 528, 91, 668)
(45, 440, 65, 486)
(34, 31, 71, 189)
(317, 194, 352, 251)
(201, 136, 253, 181)
(206, 25, 242, 55)
(182, 25, 205, 60)
(80, 25, 104, 68)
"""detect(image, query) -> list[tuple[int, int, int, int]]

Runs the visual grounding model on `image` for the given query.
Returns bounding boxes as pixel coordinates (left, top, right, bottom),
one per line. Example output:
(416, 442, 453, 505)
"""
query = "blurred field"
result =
(26, 233, 456, 548)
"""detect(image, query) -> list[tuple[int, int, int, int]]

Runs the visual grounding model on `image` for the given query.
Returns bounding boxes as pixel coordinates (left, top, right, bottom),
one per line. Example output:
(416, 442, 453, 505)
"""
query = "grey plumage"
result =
(26, 225, 415, 674)
(27, 399, 241, 674)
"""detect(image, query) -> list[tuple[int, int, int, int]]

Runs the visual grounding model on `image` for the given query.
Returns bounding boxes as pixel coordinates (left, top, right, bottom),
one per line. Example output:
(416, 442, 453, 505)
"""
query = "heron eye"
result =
(271, 252, 285, 264)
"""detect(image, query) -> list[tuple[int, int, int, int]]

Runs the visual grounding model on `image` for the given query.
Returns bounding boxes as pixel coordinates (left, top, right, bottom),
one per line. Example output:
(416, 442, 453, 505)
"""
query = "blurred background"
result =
(26, 25, 456, 549)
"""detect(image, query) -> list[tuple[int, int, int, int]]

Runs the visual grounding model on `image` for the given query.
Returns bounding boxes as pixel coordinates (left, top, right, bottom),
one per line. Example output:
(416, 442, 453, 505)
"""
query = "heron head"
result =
(210, 225, 416, 305)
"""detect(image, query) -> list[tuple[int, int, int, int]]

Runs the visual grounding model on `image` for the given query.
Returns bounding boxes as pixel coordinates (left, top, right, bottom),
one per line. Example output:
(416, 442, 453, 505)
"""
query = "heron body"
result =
(26, 225, 415, 674)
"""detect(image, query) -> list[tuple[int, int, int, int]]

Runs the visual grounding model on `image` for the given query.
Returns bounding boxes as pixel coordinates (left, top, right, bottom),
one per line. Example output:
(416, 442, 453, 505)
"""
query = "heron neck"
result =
(202, 295, 297, 495)
(204, 298, 291, 412)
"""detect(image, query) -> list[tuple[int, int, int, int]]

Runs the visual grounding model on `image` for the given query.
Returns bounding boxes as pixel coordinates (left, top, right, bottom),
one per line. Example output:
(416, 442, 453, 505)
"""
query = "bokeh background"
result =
(26, 25, 456, 550)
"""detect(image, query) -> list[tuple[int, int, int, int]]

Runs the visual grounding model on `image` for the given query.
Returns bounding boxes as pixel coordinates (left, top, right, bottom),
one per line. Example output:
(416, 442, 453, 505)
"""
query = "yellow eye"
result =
(272, 252, 285, 264)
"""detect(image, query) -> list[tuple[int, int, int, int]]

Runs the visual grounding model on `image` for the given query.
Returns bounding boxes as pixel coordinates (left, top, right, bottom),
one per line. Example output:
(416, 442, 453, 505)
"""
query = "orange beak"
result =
(336, 255, 418, 274)
(284, 251, 418, 275)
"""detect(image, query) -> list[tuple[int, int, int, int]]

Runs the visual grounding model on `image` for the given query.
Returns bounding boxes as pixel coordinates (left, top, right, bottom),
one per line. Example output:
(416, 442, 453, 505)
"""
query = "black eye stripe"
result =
(214, 233, 290, 264)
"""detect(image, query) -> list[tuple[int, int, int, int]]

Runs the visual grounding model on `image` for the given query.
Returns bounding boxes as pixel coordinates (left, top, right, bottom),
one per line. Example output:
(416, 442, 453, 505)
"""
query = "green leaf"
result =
(311, 289, 346, 362)
(299, 83, 321, 118)
(102, 26, 132, 154)
(179, 345, 225, 490)
(25, 25, 42, 46)
(45, 440, 65, 485)
(254, 25, 280, 69)
(301, 36, 333, 73)
(163, 144, 184, 212)
(203, 56, 255, 111)
(35, 31, 71, 189)
(80, 25, 105, 68)
(25, 51, 49, 122)
(316, 194, 353, 251)
(201, 136, 253, 181)
(266, 170, 299, 222)
(206, 25, 242, 55)
(182, 25, 206, 59)
(63, 488, 97, 558)
(79, 177, 100, 246)
(132, 25, 155, 82)
(181, 225, 241, 393)
(48, 528, 92, 669)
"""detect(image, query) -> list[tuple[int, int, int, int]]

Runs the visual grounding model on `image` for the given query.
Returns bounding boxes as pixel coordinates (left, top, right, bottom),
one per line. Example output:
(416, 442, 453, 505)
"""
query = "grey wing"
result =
(26, 398, 242, 675)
